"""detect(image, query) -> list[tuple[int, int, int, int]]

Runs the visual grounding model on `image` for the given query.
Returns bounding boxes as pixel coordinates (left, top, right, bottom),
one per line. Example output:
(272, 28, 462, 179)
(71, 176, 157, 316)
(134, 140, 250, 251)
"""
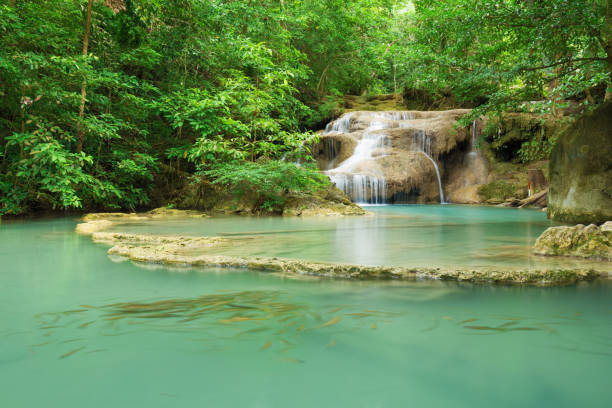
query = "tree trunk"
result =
(76, 0, 94, 153)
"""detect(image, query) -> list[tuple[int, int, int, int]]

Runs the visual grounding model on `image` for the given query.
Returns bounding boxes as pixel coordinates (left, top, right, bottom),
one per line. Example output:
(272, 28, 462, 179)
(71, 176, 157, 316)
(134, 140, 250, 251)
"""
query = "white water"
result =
(471, 119, 477, 151)
(325, 112, 391, 204)
(412, 130, 445, 204)
(468, 119, 478, 157)
(323, 111, 447, 204)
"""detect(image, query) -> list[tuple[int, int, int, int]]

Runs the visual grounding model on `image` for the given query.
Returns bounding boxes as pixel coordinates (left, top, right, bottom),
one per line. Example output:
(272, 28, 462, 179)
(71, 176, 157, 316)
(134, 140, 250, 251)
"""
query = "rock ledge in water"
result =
(76, 208, 210, 235)
(533, 223, 612, 260)
(83, 207, 209, 222)
(92, 232, 602, 286)
(92, 232, 228, 250)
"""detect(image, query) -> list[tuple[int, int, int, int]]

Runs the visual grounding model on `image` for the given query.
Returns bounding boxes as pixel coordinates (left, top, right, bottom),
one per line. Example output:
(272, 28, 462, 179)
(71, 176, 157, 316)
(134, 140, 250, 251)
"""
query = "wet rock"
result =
(533, 223, 612, 260)
(92, 232, 228, 252)
(548, 102, 612, 224)
(75, 220, 114, 235)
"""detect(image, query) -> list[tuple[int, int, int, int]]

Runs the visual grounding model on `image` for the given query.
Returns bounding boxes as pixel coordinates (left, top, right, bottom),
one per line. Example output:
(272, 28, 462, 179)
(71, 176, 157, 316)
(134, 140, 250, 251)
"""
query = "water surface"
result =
(1, 207, 611, 407)
(107, 204, 603, 270)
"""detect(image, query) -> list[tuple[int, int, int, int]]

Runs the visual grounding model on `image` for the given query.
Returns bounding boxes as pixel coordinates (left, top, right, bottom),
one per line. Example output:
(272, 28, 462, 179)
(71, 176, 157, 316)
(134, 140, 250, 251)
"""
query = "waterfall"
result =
(325, 113, 391, 204)
(468, 120, 478, 156)
(328, 174, 386, 204)
(322, 110, 451, 205)
(325, 112, 354, 133)
(471, 120, 477, 151)
(412, 130, 445, 204)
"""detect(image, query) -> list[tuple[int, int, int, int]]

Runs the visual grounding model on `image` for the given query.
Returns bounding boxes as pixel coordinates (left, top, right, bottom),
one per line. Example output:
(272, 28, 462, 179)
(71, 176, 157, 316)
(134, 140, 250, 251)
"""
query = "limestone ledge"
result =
(83, 207, 209, 222)
(92, 232, 228, 251)
(96, 234, 601, 286)
(76, 204, 366, 236)
(533, 222, 612, 261)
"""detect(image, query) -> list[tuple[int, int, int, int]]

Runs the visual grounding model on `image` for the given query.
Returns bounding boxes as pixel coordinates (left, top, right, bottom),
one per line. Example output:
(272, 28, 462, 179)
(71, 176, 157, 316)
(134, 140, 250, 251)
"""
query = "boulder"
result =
(533, 223, 612, 260)
(548, 102, 612, 224)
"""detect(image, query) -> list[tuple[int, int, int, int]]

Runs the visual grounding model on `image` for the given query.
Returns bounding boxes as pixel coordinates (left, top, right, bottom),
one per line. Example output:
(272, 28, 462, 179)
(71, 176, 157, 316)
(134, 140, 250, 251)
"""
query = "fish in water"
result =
(59, 346, 85, 359)
(219, 316, 251, 324)
(464, 325, 540, 332)
(347, 313, 370, 318)
(281, 357, 304, 364)
(326, 340, 336, 348)
(259, 340, 272, 351)
(318, 316, 342, 329)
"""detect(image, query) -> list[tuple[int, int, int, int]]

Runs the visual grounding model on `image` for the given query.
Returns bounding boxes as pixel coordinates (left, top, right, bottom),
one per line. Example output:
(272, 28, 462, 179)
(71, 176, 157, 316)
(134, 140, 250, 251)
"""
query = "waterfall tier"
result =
(316, 109, 478, 204)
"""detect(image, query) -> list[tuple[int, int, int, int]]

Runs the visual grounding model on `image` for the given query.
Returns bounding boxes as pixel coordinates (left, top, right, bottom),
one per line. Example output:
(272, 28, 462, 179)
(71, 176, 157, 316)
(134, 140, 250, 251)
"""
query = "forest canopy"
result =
(1, 0, 610, 215)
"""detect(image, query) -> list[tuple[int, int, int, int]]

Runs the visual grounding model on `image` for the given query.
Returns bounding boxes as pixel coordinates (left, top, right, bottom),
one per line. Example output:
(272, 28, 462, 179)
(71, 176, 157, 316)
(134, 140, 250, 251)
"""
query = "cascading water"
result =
(468, 119, 478, 156)
(321, 110, 455, 205)
(412, 130, 445, 204)
(324, 112, 391, 204)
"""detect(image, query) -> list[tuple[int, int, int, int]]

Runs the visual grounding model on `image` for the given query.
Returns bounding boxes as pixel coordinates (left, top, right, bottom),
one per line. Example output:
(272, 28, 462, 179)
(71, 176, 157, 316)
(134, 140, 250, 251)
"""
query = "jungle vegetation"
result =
(1, 0, 610, 215)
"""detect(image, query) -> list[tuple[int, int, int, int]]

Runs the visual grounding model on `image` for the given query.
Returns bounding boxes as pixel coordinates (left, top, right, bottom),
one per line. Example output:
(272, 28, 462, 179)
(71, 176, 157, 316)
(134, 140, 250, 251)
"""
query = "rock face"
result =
(548, 102, 612, 224)
(533, 222, 612, 260)
(314, 110, 489, 203)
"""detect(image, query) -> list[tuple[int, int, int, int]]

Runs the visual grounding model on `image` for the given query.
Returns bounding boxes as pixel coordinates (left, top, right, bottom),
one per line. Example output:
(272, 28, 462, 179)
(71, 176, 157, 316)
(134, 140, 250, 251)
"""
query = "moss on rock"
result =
(548, 102, 612, 224)
(174, 177, 366, 217)
(477, 180, 518, 203)
(533, 223, 612, 260)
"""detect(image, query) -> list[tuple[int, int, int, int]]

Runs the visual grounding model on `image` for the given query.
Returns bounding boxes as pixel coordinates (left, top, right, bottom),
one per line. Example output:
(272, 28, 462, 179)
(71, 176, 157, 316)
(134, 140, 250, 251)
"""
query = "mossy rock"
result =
(172, 177, 365, 216)
(485, 113, 570, 162)
(533, 223, 612, 260)
(548, 102, 612, 224)
(478, 180, 518, 202)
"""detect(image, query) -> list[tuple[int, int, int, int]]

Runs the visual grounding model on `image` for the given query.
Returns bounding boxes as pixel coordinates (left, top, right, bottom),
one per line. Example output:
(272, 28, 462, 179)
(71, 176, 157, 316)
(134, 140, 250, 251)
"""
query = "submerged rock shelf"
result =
(79, 218, 605, 286)
(107, 242, 599, 286)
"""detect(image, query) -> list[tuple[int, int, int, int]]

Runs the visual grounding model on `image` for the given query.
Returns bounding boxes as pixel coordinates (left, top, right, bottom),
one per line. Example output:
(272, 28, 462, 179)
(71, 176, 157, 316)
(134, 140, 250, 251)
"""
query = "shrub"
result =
(203, 160, 330, 212)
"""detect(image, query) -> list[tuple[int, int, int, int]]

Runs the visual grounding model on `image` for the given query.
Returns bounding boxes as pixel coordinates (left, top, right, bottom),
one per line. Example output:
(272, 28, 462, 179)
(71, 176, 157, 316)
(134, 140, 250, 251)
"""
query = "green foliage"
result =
(518, 136, 558, 163)
(2, 0, 608, 215)
(4, 0, 384, 215)
(394, 0, 612, 117)
(0, 127, 120, 214)
(204, 161, 330, 212)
